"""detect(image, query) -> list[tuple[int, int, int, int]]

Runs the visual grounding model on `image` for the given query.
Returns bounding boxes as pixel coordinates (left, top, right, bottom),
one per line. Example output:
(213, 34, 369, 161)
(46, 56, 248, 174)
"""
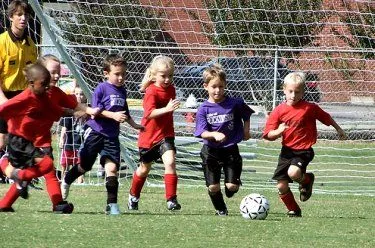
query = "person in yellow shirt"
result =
(0, 0, 37, 152)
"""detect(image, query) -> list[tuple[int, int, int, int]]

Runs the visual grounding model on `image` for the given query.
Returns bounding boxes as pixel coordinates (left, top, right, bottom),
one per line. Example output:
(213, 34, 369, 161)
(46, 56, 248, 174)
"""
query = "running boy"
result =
(194, 64, 254, 216)
(61, 54, 143, 215)
(0, 63, 58, 211)
(128, 55, 181, 211)
(263, 72, 346, 217)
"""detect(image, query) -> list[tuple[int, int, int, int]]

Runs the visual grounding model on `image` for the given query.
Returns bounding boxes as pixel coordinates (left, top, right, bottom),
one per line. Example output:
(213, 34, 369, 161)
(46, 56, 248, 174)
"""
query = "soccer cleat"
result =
(60, 181, 70, 200)
(167, 197, 181, 211)
(0, 207, 15, 212)
(53, 201, 74, 214)
(16, 180, 29, 199)
(215, 209, 228, 216)
(105, 203, 120, 215)
(287, 209, 302, 217)
(128, 195, 139, 210)
(299, 173, 315, 202)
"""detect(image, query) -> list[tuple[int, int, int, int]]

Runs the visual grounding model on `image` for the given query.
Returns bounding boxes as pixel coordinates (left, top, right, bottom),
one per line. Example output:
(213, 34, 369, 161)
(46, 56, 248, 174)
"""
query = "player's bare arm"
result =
(266, 123, 288, 140)
(147, 98, 180, 119)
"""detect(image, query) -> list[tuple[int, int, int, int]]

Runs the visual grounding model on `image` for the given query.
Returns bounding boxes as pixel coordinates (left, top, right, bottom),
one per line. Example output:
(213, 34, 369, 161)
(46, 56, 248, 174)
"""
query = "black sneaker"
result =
(16, 181, 29, 199)
(299, 173, 315, 202)
(287, 209, 302, 217)
(53, 201, 74, 214)
(128, 195, 139, 210)
(215, 209, 228, 216)
(167, 197, 181, 211)
(0, 207, 15, 212)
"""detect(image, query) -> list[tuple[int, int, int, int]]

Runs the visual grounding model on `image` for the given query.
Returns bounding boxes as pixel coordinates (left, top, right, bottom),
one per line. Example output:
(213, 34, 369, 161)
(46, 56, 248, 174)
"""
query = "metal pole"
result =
(272, 50, 279, 110)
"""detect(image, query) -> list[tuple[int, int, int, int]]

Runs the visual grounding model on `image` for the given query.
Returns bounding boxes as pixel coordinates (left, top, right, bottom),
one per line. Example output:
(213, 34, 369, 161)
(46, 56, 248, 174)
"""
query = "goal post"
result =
(3, 0, 373, 195)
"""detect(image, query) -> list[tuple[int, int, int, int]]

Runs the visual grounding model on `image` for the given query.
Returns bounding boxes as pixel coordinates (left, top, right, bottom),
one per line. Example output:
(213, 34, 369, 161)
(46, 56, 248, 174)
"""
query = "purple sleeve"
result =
(91, 84, 104, 111)
(194, 106, 208, 138)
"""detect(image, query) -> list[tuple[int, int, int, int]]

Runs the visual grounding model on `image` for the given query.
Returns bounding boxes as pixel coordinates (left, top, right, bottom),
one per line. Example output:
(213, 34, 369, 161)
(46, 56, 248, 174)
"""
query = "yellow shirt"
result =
(0, 30, 37, 92)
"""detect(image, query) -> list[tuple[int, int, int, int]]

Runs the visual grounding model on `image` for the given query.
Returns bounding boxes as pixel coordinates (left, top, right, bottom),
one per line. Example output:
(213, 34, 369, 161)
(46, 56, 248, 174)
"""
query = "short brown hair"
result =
(23, 63, 51, 86)
(103, 54, 126, 72)
(7, 0, 32, 18)
(203, 64, 226, 85)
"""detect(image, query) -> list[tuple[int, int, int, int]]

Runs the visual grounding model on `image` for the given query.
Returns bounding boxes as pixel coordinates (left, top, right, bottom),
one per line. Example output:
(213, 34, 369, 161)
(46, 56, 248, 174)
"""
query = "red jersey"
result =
(0, 88, 63, 144)
(138, 83, 176, 148)
(34, 86, 78, 147)
(263, 100, 334, 150)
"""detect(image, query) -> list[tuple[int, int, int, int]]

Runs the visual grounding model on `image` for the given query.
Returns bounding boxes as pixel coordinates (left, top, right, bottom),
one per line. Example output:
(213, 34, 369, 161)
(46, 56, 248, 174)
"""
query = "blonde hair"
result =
(37, 54, 61, 66)
(139, 55, 175, 92)
(283, 72, 306, 89)
(202, 64, 226, 84)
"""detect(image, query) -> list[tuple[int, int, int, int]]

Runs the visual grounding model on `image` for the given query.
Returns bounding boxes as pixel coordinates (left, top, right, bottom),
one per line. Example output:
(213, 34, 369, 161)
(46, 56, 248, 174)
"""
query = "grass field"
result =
(1, 182, 374, 248)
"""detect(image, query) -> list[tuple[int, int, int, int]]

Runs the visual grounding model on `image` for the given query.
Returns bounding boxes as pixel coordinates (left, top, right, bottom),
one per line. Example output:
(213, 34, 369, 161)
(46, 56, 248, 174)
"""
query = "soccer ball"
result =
(239, 193, 270, 220)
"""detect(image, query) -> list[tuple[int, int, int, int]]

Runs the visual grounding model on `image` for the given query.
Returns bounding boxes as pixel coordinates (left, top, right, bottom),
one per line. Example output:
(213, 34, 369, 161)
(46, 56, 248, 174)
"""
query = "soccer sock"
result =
(17, 156, 54, 181)
(164, 173, 178, 200)
(0, 184, 19, 209)
(208, 190, 227, 211)
(279, 188, 300, 211)
(130, 172, 147, 198)
(106, 176, 118, 204)
(44, 169, 63, 207)
(225, 186, 238, 198)
(301, 173, 311, 185)
(64, 165, 84, 185)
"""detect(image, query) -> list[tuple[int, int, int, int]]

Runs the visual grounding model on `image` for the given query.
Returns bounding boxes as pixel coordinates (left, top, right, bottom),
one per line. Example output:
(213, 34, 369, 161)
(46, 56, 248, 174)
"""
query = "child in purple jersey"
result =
(61, 54, 143, 215)
(194, 64, 254, 216)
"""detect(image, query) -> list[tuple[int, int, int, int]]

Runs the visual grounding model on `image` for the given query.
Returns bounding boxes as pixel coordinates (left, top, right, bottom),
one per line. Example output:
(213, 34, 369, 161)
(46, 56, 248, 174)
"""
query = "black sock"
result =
(208, 190, 227, 211)
(64, 165, 84, 185)
(106, 176, 119, 204)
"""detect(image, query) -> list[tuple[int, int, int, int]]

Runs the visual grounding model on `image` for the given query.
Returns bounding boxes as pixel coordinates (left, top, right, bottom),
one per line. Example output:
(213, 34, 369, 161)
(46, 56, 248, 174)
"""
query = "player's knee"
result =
(164, 162, 176, 174)
(225, 183, 239, 198)
(288, 165, 302, 182)
(137, 163, 151, 177)
(208, 184, 221, 193)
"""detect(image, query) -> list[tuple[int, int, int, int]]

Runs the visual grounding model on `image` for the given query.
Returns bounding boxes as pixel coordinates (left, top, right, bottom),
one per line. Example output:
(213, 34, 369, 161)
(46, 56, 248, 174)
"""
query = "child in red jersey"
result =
(0, 55, 98, 213)
(263, 72, 347, 217)
(128, 55, 181, 211)
(0, 64, 59, 211)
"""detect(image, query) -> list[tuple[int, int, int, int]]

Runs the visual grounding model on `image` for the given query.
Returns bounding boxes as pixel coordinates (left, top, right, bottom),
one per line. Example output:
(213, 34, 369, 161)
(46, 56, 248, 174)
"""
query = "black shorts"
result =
(79, 127, 121, 171)
(6, 133, 44, 169)
(139, 138, 176, 164)
(200, 144, 242, 187)
(272, 146, 315, 182)
(0, 91, 23, 133)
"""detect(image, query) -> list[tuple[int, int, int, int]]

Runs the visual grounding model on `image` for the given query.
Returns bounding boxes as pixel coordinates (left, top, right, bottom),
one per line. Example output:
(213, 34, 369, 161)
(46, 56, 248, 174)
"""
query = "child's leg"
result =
(223, 147, 242, 198)
(161, 150, 178, 201)
(0, 184, 19, 211)
(288, 164, 315, 202)
(208, 184, 227, 215)
(104, 159, 119, 205)
(44, 168, 64, 207)
(14, 156, 54, 181)
(129, 161, 151, 198)
(277, 180, 301, 216)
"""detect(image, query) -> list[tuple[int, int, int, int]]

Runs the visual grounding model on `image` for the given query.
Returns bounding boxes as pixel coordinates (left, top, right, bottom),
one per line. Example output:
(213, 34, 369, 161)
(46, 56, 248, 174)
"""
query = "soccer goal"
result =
(2, 0, 374, 196)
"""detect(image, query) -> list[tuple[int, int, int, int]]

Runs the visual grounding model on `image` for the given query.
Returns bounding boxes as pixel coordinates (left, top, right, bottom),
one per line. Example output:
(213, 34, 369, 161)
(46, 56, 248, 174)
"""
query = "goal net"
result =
(1, 0, 374, 196)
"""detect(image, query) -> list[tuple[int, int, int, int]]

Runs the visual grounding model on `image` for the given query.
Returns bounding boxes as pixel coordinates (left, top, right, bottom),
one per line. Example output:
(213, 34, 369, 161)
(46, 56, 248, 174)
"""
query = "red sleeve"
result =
(262, 106, 281, 140)
(313, 104, 334, 126)
(143, 88, 157, 119)
(51, 87, 78, 109)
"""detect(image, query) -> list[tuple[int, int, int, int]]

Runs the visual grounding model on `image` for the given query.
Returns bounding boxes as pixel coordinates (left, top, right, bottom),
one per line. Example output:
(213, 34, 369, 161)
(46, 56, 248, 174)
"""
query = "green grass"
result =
(1, 183, 374, 248)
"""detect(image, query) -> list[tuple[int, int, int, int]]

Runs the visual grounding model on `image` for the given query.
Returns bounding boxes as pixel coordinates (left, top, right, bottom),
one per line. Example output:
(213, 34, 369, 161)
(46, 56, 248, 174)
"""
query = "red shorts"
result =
(60, 150, 80, 167)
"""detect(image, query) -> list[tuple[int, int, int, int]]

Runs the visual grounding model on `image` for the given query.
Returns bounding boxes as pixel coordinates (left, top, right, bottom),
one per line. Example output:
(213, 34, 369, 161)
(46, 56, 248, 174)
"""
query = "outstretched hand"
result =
(165, 99, 180, 112)
(112, 111, 128, 123)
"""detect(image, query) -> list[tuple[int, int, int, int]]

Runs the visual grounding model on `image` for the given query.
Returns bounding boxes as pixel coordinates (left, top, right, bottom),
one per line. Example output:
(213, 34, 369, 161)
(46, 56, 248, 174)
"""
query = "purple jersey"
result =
(194, 97, 254, 148)
(86, 81, 130, 137)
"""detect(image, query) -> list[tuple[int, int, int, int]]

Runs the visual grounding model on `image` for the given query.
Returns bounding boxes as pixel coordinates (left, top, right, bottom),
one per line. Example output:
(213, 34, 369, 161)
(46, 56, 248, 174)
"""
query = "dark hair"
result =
(23, 63, 51, 86)
(103, 54, 126, 72)
(7, 0, 32, 18)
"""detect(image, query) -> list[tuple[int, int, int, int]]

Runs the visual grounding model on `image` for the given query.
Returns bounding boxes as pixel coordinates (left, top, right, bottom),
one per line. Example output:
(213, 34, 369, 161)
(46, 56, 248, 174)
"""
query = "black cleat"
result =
(299, 173, 315, 202)
(53, 201, 74, 214)
(0, 207, 15, 212)
(167, 197, 181, 211)
(215, 209, 228, 216)
(287, 209, 302, 217)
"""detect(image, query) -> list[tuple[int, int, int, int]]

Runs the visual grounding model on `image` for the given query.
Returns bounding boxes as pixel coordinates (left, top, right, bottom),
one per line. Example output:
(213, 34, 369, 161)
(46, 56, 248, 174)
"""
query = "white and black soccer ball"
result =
(239, 193, 270, 220)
